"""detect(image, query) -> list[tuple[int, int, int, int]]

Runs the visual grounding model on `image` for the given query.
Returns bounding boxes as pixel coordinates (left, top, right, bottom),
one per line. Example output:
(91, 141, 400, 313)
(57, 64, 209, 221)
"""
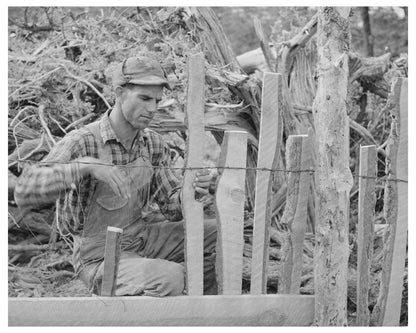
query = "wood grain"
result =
(279, 134, 312, 294)
(356, 145, 376, 325)
(182, 53, 205, 295)
(372, 78, 408, 326)
(101, 226, 123, 297)
(215, 131, 247, 294)
(8, 294, 315, 326)
(250, 72, 283, 294)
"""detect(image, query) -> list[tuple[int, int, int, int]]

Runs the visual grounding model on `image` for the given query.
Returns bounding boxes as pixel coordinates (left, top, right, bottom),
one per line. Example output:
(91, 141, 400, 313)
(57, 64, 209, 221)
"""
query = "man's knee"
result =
(140, 259, 185, 297)
(159, 261, 185, 296)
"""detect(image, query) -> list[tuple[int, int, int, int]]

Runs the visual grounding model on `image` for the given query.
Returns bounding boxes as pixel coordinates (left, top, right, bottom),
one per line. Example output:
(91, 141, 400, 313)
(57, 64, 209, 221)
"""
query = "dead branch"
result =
(8, 242, 66, 253)
(278, 14, 318, 81)
(43, 270, 74, 281)
(349, 52, 391, 83)
(8, 117, 40, 151)
(8, 18, 58, 33)
(10, 106, 37, 128)
(11, 115, 39, 167)
(8, 171, 18, 201)
(38, 105, 57, 145)
(349, 118, 377, 145)
(64, 113, 96, 131)
(253, 16, 275, 72)
(59, 64, 112, 110)
(44, 258, 72, 270)
(49, 114, 67, 134)
(8, 67, 61, 99)
(8, 134, 50, 168)
(349, 52, 392, 98)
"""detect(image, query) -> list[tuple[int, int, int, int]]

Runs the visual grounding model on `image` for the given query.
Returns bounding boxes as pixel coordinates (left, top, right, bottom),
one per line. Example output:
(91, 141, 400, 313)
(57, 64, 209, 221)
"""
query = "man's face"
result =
(118, 84, 163, 130)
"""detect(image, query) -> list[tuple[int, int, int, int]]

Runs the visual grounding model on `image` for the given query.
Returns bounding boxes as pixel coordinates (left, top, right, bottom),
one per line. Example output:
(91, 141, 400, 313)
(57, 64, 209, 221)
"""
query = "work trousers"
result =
(82, 218, 217, 296)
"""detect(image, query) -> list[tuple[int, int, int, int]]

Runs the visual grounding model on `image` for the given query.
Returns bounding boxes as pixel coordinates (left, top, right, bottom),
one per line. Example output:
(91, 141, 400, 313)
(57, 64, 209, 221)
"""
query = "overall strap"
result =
(85, 122, 112, 164)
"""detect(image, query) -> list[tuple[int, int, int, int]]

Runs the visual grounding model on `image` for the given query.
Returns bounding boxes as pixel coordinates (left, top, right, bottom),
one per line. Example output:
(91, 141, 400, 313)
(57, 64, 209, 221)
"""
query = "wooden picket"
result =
(279, 134, 312, 294)
(372, 77, 408, 326)
(250, 72, 283, 294)
(101, 226, 123, 296)
(182, 53, 206, 295)
(215, 131, 247, 294)
(356, 145, 377, 325)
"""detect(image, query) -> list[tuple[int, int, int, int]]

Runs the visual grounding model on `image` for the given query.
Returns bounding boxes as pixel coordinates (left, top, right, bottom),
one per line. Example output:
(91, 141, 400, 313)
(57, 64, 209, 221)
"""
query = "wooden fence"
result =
(8, 56, 408, 326)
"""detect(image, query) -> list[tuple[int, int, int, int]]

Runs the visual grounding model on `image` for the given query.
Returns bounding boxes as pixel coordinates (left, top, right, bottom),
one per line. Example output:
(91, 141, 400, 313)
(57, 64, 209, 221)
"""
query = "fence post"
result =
(372, 77, 408, 326)
(215, 131, 247, 294)
(250, 72, 283, 294)
(313, 7, 353, 326)
(279, 134, 312, 294)
(101, 226, 123, 296)
(356, 145, 377, 325)
(182, 53, 205, 295)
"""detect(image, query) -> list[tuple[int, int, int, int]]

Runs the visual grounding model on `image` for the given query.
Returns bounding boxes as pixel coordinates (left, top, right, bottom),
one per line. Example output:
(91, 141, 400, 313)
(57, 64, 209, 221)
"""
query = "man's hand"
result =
(193, 169, 213, 197)
(77, 157, 130, 200)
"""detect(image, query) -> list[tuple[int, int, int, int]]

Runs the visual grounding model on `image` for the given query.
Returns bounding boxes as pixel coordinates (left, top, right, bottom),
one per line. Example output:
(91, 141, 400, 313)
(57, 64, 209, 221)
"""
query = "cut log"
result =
(237, 47, 270, 74)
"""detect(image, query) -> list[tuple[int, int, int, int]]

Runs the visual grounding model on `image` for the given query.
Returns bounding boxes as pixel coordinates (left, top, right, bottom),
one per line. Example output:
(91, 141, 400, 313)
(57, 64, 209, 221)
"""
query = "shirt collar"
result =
(98, 111, 146, 146)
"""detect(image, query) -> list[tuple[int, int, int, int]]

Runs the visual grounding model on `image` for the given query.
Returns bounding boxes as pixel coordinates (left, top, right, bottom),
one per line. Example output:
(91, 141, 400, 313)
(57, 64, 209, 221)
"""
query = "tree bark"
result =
(313, 7, 353, 326)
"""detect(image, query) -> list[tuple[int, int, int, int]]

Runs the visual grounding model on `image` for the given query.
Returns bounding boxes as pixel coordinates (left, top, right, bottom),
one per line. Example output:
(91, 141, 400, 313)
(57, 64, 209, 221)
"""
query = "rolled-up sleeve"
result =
(14, 130, 90, 210)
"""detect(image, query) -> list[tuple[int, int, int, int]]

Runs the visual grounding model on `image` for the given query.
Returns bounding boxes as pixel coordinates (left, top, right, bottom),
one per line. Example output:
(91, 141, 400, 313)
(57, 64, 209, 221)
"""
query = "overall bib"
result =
(74, 122, 217, 296)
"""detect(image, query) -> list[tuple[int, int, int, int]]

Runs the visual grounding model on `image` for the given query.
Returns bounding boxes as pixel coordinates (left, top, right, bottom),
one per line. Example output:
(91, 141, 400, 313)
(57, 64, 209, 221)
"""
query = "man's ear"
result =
(115, 86, 124, 98)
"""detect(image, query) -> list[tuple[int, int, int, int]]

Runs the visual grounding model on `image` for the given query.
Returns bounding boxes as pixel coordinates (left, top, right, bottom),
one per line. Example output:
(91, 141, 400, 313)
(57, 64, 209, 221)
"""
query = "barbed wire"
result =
(15, 158, 408, 183)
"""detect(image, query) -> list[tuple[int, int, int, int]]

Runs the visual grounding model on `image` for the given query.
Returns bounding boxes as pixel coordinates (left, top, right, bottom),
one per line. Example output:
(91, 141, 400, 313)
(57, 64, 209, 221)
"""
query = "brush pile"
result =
(8, 6, 261, 298)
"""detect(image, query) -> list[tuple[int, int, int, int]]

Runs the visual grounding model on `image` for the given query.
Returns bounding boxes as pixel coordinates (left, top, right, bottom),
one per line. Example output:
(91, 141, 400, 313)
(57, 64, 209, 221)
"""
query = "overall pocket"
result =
(96, 193, 128, 210)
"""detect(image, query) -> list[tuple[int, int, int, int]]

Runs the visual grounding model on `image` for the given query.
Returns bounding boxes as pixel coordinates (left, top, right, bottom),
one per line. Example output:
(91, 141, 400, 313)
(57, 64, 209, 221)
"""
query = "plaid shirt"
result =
(14, 113, 183, 235)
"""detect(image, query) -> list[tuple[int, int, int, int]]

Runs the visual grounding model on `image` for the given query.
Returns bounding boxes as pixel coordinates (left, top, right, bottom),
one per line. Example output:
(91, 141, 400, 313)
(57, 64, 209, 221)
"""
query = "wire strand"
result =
(15, 158, 408, 183)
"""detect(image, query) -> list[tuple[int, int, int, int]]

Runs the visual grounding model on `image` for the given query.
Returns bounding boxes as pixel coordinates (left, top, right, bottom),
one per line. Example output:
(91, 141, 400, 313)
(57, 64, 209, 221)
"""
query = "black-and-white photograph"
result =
(7, 5, 408, 326)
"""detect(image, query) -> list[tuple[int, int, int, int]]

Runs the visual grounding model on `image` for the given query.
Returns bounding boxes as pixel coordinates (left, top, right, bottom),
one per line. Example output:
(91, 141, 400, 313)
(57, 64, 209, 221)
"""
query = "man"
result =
(14, 56, 217, 296)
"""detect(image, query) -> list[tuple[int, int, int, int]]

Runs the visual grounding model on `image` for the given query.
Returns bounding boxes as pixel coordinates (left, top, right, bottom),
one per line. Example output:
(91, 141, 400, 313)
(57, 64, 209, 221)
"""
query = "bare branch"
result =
(38, 105, 56, 146)
(59, 64, 112, 110)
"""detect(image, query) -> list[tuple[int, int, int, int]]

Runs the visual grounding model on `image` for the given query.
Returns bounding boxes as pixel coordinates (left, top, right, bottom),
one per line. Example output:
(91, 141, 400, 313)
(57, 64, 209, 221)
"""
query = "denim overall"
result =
(74, 122, 217, 296)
